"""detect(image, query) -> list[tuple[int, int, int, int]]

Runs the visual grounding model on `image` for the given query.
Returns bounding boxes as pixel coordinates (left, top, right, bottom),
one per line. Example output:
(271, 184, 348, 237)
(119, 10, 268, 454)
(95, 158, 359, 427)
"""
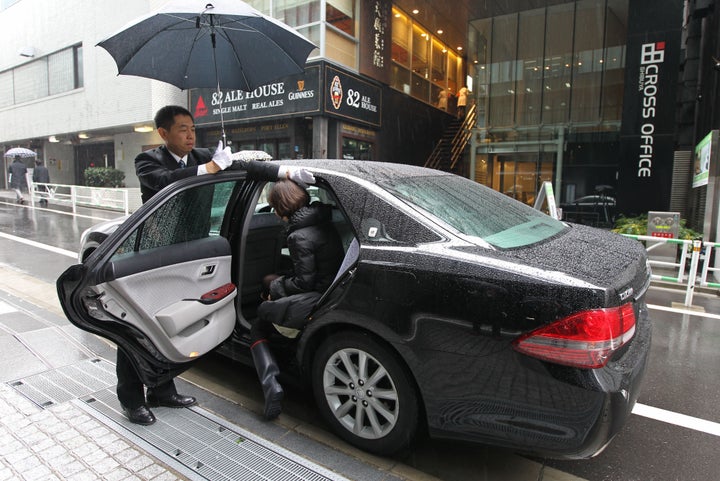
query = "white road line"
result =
(0, 232, 77, 258)
(633, 403, 720, 437)
(0, 199, 114, 221)
(648, 303, 720, 320)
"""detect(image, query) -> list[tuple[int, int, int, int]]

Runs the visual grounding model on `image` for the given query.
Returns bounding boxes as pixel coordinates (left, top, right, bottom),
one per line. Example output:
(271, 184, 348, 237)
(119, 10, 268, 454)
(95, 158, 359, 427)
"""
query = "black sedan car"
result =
(57, 160, 651, 459)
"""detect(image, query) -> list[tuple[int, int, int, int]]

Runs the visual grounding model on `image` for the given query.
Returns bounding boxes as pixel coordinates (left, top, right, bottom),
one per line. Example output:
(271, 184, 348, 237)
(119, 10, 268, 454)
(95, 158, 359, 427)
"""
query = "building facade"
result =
(2, 0, 709, 227)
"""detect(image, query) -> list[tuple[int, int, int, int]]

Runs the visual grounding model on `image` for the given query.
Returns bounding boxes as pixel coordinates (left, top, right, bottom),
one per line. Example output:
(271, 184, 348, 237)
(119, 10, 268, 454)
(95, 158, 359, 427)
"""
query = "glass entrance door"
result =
(475, 151, 555, 206)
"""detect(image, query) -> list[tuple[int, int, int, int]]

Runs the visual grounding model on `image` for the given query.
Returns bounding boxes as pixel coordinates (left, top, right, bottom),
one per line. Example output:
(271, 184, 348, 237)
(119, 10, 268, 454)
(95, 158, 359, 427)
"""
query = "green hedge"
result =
(84, 167, 125, 188)
(612, 214, 702, 240)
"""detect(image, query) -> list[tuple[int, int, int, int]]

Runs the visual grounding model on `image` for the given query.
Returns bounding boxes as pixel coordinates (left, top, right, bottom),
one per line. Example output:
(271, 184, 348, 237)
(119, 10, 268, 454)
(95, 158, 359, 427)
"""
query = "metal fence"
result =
(27, 174, 141, 215)
(621, 234, 720, 307)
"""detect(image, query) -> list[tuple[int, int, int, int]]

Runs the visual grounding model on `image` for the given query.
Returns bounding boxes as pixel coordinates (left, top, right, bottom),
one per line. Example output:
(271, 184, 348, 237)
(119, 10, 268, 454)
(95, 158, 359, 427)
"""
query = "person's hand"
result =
(211, 140, 233, 171)
(277, 166, 315, 187)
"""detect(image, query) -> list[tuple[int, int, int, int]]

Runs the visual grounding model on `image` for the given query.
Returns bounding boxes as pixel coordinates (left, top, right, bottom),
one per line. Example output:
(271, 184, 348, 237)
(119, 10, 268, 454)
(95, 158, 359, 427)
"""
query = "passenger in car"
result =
(250, 180, 345, 420)
(118, 105, 316, 427)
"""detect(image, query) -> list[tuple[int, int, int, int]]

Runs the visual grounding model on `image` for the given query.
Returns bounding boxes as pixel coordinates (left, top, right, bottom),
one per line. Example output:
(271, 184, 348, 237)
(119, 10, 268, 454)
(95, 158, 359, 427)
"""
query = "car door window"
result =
(113, 181, 235, 257)
(360, 193, 441, 244)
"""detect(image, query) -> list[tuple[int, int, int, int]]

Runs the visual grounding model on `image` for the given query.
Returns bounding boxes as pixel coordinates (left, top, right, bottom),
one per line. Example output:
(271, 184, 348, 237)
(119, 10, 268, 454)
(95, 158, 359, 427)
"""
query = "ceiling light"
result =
(48, 136, 59, 143)
(457, 46, 463, 51)
(18, 46, 35, 58)
(134, 126, 154, 133)
(437, 29, 443, 35)
(412, 9, 419, 14)
(78, 133, 89, 139)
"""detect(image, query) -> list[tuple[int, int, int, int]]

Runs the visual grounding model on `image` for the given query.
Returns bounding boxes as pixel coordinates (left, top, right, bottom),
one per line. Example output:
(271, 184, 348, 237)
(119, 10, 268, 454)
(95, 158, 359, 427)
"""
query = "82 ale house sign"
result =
(324, 65, 382, 127)
(191, 66, 321, 125)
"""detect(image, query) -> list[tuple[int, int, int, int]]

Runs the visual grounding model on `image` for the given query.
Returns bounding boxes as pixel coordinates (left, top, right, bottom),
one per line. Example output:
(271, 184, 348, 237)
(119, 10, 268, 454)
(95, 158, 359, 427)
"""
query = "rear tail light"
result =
(512, 303, 636, 369)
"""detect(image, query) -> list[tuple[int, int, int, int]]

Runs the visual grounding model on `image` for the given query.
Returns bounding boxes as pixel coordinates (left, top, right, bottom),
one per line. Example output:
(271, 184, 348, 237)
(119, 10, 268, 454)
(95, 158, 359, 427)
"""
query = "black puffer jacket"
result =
(269, 202, 345, 300)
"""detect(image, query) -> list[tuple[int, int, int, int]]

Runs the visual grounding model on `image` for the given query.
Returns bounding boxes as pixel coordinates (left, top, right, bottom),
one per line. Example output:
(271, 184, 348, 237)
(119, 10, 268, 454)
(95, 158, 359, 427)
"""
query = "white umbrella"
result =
(4, 147, 37, 158)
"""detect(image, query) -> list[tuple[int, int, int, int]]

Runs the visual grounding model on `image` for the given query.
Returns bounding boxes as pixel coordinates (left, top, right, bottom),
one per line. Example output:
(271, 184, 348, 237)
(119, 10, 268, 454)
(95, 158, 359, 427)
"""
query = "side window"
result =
(113, 181, 236, 257)
(360, 194, 442, 244)
(321, 174, 440, 245)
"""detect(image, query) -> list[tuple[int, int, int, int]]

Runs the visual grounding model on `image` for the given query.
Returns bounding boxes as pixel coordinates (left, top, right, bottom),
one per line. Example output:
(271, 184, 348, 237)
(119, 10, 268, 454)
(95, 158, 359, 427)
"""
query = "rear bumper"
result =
(426, 310, 651, 459)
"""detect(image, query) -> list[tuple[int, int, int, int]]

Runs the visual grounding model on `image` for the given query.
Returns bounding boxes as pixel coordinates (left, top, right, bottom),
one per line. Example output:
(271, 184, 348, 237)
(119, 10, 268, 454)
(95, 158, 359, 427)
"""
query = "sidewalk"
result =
(0, 382, 183, 481)
(0, 263, 430, 481)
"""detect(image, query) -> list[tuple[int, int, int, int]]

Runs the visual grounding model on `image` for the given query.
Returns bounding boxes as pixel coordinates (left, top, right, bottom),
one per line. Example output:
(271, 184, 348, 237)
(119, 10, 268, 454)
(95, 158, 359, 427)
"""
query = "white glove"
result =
(211, 140, 233, 170)
(277, 166, 315, 187)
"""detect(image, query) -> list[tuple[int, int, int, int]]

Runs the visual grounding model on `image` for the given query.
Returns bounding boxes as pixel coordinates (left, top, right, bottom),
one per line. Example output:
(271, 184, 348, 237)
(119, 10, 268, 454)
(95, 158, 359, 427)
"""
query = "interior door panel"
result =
(96, 236, 235, 363)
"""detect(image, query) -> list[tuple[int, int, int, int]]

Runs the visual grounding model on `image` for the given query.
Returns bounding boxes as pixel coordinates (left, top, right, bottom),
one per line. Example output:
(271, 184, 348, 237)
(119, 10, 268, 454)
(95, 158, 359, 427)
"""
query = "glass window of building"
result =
(262, 0, 356, 66)
(391, 8, 411, 94)
(571, 0, 606, 122)
(601, 0, 627, 122)
(274, 0, 320, 27)
(488, 13, 518, 127)
(542, 3, 574, 124)
(411, 24, 430, 102)
(390, 6, 461, 108)
(49, 48, 74, 95)
(472, 0, 627, 130)
(515, 8, 545, 125)
(0, 71, 12, 108)
(13, 59, 49, 104)
(327, 0, 354, 36)
(0, 44, 82, 106)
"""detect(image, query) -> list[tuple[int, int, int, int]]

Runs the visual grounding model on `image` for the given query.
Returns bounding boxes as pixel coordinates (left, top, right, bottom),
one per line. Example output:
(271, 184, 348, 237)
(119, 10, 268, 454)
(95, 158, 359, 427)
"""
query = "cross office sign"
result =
(617, 0, 682, 215)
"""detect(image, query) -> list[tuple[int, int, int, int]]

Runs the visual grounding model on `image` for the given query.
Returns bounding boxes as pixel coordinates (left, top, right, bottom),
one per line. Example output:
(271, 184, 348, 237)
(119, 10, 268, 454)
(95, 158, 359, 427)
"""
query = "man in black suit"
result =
(119, 105, 313, 425)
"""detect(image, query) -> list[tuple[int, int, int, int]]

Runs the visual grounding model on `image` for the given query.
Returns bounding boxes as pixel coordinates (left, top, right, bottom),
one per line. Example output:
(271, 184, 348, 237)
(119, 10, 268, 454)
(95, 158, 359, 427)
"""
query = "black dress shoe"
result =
(146, 392, 197, 408)
(122, 405, 156, 425)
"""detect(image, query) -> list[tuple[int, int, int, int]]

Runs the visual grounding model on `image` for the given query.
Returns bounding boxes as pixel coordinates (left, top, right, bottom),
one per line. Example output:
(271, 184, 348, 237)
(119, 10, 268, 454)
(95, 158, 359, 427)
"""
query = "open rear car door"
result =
(57, 176, 243, 386)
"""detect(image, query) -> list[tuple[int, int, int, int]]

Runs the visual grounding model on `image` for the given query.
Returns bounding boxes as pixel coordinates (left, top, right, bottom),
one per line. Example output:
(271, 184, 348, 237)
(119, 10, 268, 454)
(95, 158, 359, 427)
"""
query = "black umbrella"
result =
(97, 0, 316, 140)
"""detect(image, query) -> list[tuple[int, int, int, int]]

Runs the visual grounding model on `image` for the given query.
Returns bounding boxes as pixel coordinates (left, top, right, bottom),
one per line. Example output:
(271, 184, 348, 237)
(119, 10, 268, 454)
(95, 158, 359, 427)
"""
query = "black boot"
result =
(251, 340, 283, 420)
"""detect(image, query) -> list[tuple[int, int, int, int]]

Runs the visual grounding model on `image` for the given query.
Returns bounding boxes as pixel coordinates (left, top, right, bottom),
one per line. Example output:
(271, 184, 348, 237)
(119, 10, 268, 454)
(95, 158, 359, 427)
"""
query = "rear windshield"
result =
(383, 174, 567, 249)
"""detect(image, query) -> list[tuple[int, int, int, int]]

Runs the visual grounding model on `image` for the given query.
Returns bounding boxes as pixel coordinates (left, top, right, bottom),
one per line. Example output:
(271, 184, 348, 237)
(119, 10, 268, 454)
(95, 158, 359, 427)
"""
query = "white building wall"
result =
(0, 0, 186, 185)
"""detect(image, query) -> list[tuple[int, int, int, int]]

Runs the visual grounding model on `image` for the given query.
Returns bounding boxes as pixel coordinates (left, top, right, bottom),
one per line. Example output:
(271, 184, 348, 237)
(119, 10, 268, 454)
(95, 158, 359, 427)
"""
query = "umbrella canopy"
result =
(4, 147, 37, 158)
(97, 0, 316, 92)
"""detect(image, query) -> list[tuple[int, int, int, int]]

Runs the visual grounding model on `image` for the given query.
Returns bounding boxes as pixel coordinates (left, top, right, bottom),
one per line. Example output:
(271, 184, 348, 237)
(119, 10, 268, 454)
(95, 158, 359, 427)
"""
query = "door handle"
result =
(200, 264, 216, 277)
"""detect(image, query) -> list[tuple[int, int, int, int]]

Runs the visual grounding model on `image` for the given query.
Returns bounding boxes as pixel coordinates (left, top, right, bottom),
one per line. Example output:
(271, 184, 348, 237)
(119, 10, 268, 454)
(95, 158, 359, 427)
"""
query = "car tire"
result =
(311, 331, 418, 455)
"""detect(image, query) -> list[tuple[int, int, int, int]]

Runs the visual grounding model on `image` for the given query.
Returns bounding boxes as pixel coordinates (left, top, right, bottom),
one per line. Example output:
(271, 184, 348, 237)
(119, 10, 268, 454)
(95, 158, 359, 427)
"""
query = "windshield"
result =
(384, 174, 567, 249)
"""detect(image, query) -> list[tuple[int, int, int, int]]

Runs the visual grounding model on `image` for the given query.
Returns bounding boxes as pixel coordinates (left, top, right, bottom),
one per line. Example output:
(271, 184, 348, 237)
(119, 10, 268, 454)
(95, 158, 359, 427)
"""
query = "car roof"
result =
(267, 159, 453, 184)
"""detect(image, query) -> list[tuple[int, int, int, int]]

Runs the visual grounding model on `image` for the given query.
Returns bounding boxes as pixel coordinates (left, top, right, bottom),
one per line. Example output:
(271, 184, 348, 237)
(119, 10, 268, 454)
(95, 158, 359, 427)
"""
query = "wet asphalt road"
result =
(1, 196, 719, 481)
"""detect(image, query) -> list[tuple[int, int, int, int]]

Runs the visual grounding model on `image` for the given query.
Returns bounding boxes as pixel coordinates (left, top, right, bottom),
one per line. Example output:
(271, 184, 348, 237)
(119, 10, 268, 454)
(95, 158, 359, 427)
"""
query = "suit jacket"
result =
(135, 144, 281, 204)
(8, 160, 28, 189)
(135, 145, 211, 203)
(32, 165, 50, 183)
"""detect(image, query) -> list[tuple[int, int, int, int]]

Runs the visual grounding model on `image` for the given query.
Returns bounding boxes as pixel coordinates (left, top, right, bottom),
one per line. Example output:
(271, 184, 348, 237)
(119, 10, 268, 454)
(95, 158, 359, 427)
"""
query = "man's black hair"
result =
(154, 105, 194, 131)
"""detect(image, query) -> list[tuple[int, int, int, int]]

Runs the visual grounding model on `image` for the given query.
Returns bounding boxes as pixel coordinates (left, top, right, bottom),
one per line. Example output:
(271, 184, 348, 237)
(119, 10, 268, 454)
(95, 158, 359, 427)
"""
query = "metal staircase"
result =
(424, 103, 477, 173)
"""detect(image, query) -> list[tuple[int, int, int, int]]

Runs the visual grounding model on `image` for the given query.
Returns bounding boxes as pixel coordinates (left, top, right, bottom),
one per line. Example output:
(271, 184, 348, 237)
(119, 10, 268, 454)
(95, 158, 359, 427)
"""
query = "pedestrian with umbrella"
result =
(96, 0, 317, 425)
(8, 155, 29, 204)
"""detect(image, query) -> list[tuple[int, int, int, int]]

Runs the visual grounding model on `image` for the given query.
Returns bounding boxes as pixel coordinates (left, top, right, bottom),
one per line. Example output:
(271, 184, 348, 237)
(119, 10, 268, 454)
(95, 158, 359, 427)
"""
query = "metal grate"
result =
(8, 358, 349, 481)
(8, 358, 115, 407)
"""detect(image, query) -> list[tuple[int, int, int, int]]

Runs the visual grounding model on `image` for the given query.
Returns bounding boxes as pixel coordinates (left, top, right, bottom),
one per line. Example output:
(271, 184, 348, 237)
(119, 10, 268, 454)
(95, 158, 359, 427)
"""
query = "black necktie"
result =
(178, 159, 186, 168)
